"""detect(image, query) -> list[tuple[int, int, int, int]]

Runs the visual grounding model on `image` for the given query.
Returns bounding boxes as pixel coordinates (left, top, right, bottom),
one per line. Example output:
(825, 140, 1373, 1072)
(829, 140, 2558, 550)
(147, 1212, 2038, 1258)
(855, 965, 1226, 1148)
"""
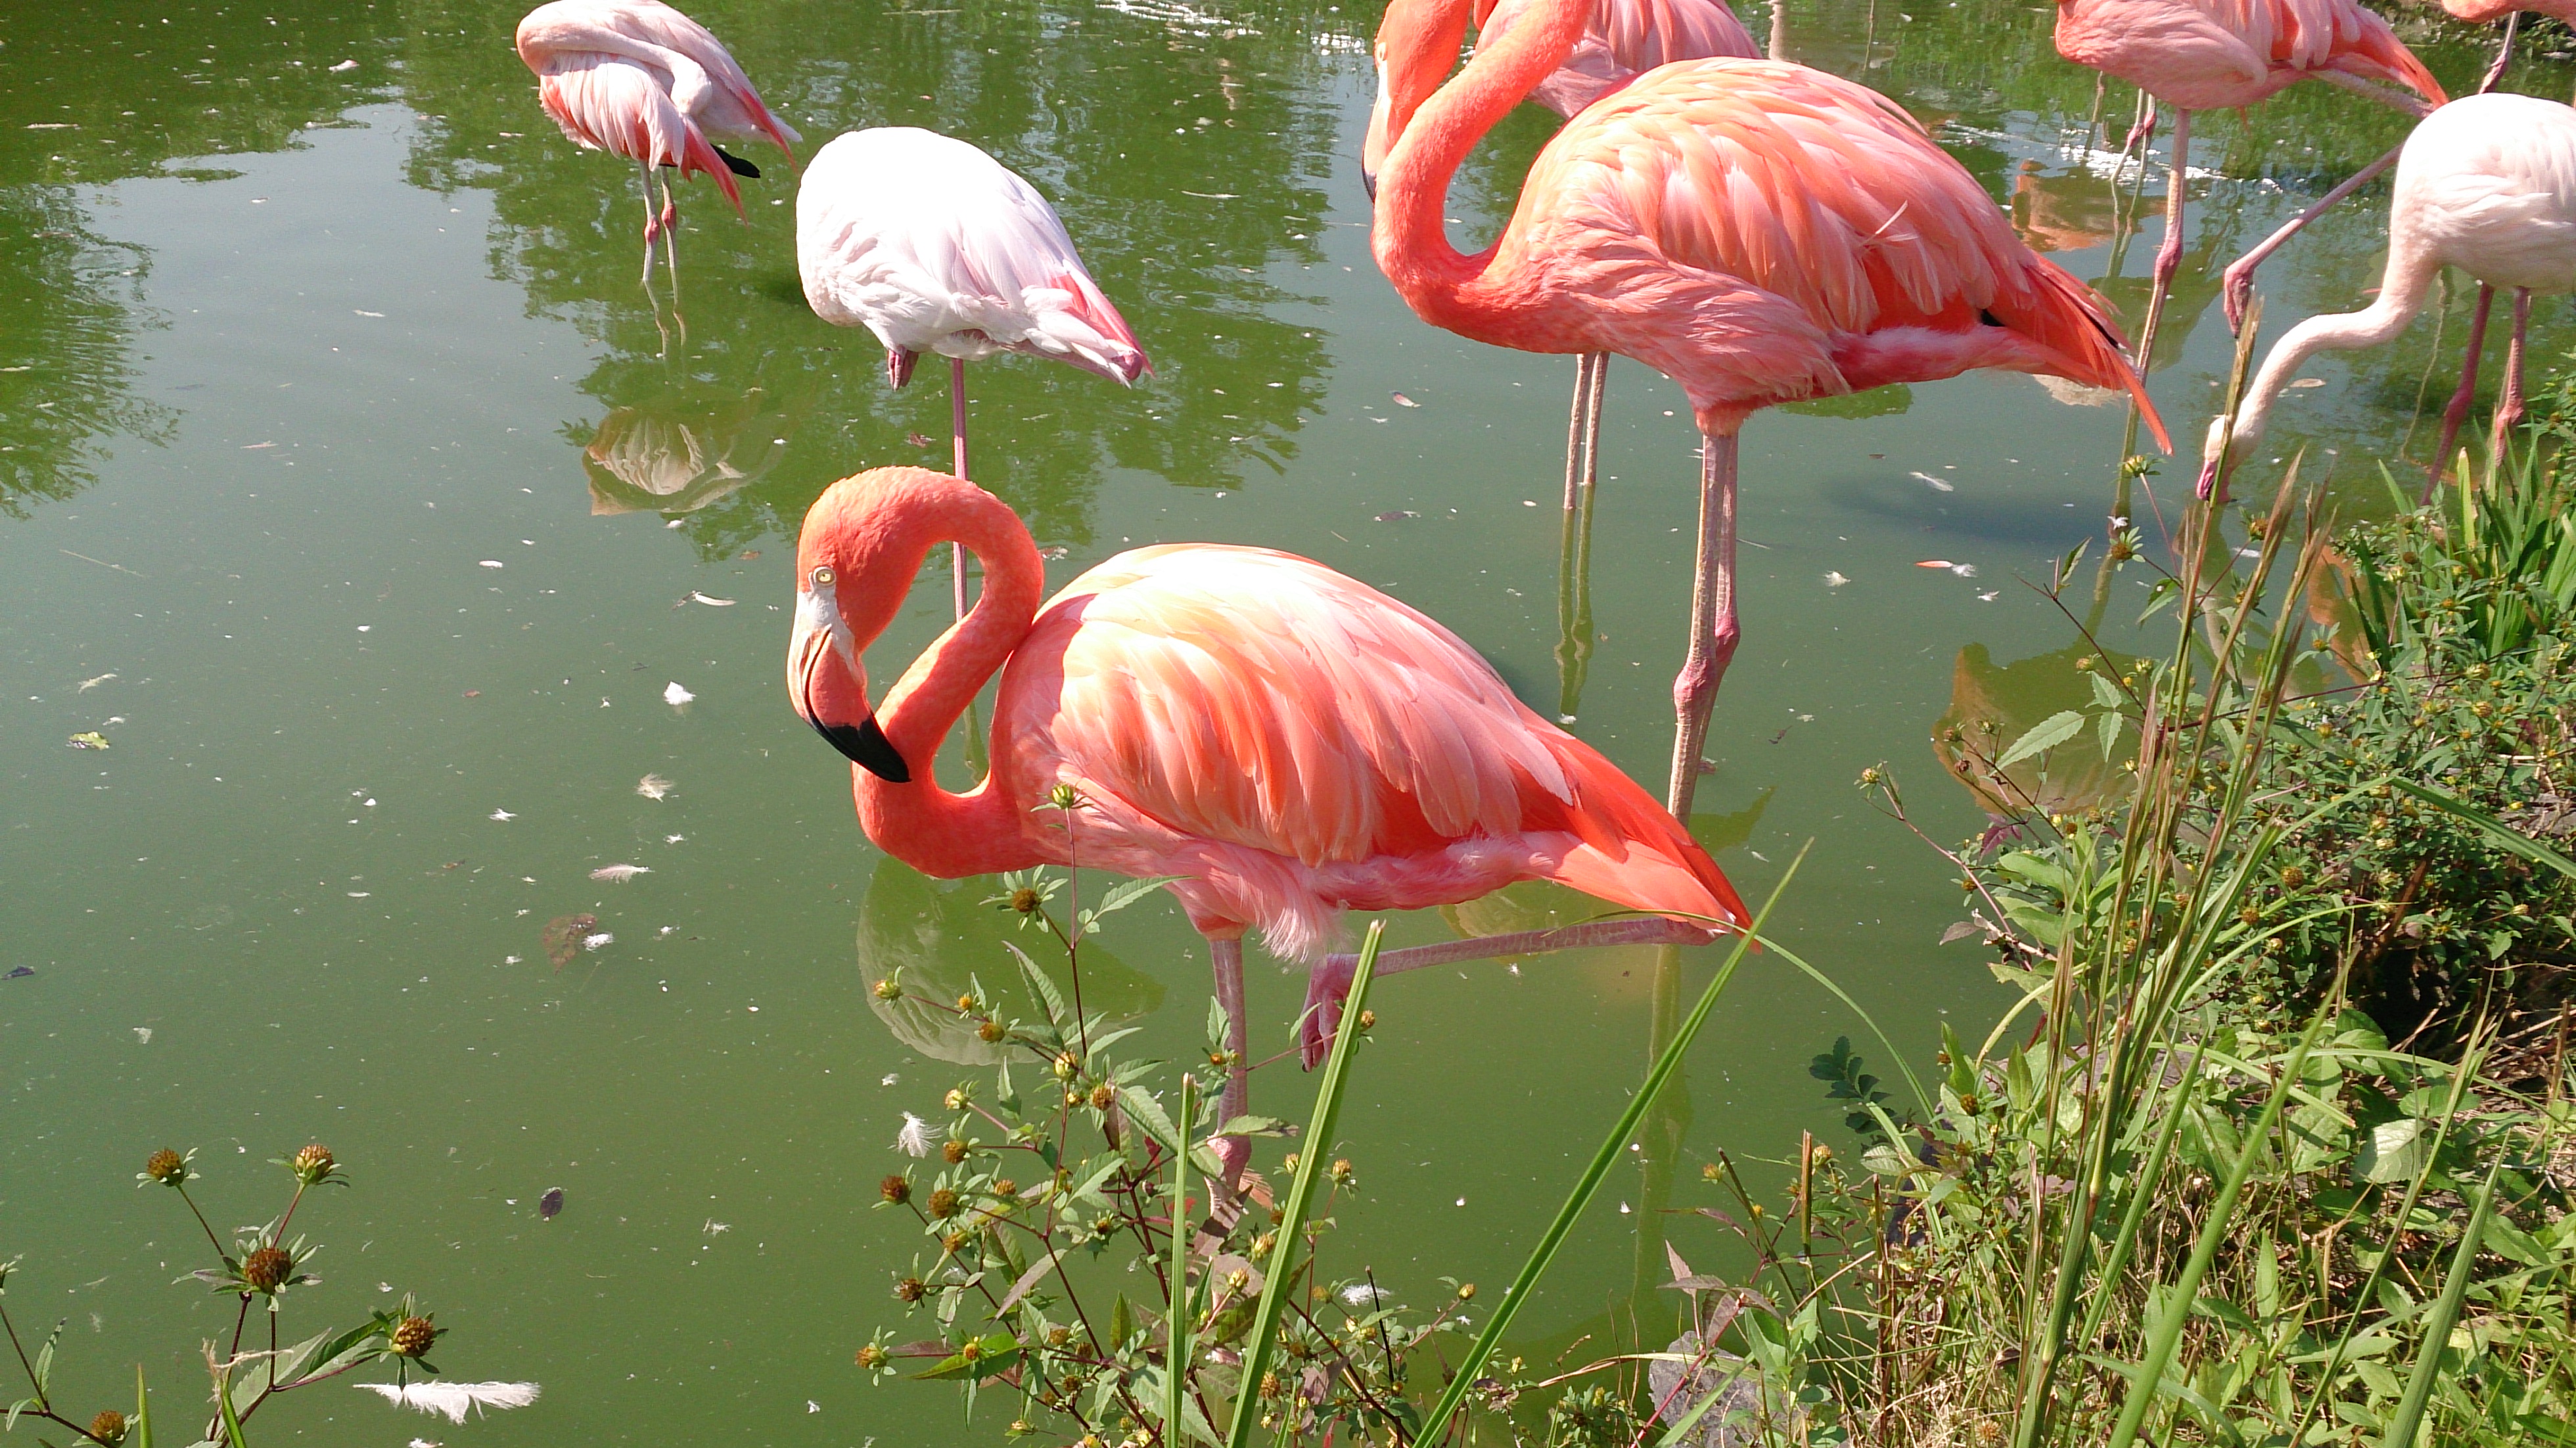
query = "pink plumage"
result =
(2053, 0, 2445, 113)
(1473, 0, 1759, 117)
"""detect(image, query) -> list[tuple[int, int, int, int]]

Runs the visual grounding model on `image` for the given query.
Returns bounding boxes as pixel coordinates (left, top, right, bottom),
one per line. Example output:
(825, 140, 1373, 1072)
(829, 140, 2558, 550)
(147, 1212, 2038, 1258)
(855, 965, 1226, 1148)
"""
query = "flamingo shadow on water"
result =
(787, 467, 1749, 1192)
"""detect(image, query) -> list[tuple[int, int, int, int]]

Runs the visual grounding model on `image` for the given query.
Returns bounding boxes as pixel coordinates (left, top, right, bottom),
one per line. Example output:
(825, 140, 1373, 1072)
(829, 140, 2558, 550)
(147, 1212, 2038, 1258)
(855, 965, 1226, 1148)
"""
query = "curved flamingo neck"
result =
(2232, 246, 2437, 451)
(845, 476, 1048, 878)
(1374, 0, 1585, 320)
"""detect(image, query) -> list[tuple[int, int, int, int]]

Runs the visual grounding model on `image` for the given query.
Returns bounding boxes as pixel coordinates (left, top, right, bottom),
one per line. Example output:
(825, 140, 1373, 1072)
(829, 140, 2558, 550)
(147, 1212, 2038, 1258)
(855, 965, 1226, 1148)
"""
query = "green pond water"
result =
(1, 1, 2567, 1441)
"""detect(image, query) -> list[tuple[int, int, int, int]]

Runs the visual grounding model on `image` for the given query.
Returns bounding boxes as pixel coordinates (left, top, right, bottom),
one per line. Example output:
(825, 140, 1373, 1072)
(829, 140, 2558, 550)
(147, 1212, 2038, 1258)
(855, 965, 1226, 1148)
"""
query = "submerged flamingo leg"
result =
(2133, 109, 2190, 373)
(1667, 430, 1741, 821)
(658, 173, 681, 287)
(2428, 284, 2496, 497)
(2220, 141, 2401, 332)
(1298, 917, 1722, 1069)
(1209, 936, 1252, 1188)
(950, 357, 971, 620)
(2493, 287, 2533, 463)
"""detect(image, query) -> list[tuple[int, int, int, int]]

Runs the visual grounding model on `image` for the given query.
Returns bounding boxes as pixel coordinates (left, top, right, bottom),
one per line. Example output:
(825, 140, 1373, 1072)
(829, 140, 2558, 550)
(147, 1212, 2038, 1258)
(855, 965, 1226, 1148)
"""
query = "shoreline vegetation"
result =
(855, 359, 2576, 1446)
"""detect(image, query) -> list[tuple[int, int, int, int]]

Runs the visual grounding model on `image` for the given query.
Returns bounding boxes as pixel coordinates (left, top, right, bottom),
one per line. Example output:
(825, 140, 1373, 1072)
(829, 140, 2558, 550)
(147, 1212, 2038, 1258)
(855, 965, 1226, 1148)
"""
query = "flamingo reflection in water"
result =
(581, 388, 796, 517)
(787, 467, 1747, 1188)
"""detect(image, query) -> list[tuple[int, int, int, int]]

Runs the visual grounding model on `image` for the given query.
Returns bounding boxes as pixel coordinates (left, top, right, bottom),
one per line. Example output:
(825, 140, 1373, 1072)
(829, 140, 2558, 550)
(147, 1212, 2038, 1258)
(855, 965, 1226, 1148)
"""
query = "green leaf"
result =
(1086, 874, 1187, 924)
(911, 1331, 1022, 1382)
(2087, 672, 2125, 710)
(1211, 1115, 1295, 1138)
(1997, 710, 2086, 768)
(2096, 706, 2125, 758)
(2355, 1117, 2432, 1185)
(1116, 1085, 1182, 1158)
(1109, 1294, 1134, 1350)
(1003, 941, 1068, 1026)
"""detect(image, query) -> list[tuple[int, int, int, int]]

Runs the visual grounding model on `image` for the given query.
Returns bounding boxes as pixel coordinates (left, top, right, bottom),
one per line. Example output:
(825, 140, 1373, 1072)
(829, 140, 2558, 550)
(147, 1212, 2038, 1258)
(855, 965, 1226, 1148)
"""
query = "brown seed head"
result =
(942, 1139, 969, 1164)
(290, 1144, 336, 1184)
(894, 1276, 927, 1303)
(1456, 1282, 1477, 1300)
(977, 1019, 1005, 1043)
(1088, 1083, 1115, 1111)
(241, 1246, 294, 1292)
(1355, 1009, 1375, 1030)
(144, 1148, 188, 1186)
(1046, 1325, 1071, 1347)
(959, 1340, 983, 1363)
(388, 1316, 438, 1359)
(880, 1174, 911, 1206)
(1011, 888, 1042, 915)
(991, 1178, 1018, 1200)
(944, 1087, 967, 1112)
(942, 1231, 971, 1255)
(927, 1188, 961, 1219)
(1329, 1158, 1353, 1185)
(872, 978, 903, 1001)
(855, 1343, 888, 1369)
(89, 1410, 129, 1445)
(956, 993, 978, 1012)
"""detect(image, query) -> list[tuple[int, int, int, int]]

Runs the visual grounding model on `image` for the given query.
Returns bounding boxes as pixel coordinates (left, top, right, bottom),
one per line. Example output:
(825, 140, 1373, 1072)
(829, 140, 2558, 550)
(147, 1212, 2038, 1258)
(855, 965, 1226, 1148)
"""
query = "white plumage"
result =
(357, 1380, 541, 1424)
(796, 128, 1149, 386)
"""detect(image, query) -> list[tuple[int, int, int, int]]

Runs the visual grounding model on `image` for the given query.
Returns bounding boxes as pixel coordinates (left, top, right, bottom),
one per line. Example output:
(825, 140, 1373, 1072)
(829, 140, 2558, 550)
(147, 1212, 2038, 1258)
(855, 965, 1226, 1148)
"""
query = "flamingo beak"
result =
(1359, 59, 1391, 202)
(2194, 457, 2222, 501)
(789, 585, 911, 783)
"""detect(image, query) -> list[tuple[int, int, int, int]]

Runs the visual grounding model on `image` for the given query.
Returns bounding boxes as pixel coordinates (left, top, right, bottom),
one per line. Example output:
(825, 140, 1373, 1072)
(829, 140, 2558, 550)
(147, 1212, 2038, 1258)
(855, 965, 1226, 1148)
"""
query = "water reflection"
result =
(1931, 640, 2142, 825)
(578, 384, 801, 516)
(0, 194, 173, 516)
(856, 857, 1164, 1066)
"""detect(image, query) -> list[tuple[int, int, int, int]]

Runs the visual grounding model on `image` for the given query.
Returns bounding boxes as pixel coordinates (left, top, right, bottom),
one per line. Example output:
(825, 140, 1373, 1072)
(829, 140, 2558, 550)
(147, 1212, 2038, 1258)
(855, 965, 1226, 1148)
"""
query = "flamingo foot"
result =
(1296, 955, 1357, 1071)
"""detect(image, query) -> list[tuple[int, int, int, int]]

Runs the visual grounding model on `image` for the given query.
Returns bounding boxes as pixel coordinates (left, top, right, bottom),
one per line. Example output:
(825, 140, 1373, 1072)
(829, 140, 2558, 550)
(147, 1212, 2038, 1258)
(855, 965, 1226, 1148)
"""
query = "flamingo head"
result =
(1361, 0, 1474, 200)
(789, 493, 912, 783)
(2197, 410, 2259, 502)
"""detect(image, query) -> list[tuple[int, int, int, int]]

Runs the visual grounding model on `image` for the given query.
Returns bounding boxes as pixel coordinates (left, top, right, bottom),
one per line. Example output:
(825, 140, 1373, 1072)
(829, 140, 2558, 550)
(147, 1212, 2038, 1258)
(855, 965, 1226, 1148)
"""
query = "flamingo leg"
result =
(1667, 430, 1740, 821)
(2428, 284, 2496, 498)
(2220, 141, 2401, 333)
(950, 356, 971, 620)
(2492, 286, 2533, 463)
(635, 158, 660, 285)
(2481, 11, 2520, 96)
(1209, 936, 1252, 1189)
(1555, 423, 1599, 723)
(1297, 917, 1720, 1069)
(1560, 352, 1601, 510)
(2132, 108, 2189, 374)
(658, 173, 681, 291)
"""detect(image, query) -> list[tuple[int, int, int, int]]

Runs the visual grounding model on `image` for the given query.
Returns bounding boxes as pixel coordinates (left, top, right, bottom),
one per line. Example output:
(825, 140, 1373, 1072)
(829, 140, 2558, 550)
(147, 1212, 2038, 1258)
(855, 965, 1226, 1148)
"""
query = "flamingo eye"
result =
(810, 565, 836, 587)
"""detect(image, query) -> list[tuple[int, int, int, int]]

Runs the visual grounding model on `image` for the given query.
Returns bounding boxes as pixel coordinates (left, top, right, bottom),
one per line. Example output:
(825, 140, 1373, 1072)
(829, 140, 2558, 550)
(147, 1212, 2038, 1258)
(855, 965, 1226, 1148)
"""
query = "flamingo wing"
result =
(2214, 0, 2445, 104)
(1478, 0, 1760, 114)
(1511, 58, 2158, 436)
(797, 129, 1149, 382)
(534, 53, 742, 208)
(1005, 546, 1745, 936)
(589, 0, 805, 156)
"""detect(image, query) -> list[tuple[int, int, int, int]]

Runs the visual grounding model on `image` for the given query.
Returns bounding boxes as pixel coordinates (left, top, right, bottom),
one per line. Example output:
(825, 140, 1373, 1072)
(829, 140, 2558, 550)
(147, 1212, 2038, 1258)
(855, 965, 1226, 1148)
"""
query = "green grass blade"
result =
(1753, 934, 1931, 1115)
(2389, 777, 2576, 879)
(1221, 921, 1383, 1448)
(1410, 846, 1807, 1447)
(1168, 1072, 1194, 1445)
(133, 1363, 150, 1448)
(2105, 1011, 2324, 1448)
(2380, 1163, 2499, 1448)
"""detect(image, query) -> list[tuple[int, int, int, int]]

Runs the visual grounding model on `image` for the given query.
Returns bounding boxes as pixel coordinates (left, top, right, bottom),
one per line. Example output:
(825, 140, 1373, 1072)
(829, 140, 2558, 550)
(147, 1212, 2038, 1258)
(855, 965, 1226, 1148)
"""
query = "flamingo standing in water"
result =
(789, 467, 1747, 1181)
(515, 0, 801, 283)
(2201, 93, 2576, 497)
(1456, 0, 1760, 510)
(2438, 1, 2576, 93)
(2046, 0, 2443, 352)
(797, 128, 1149, 616)
(1364, 0, 2167, 819)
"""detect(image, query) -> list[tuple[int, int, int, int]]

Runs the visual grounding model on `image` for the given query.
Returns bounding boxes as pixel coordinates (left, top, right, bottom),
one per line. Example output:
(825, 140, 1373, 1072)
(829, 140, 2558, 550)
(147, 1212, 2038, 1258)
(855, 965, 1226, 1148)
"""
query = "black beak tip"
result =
(817, 717, 911, 782)
(1360, 167, 1377, 203)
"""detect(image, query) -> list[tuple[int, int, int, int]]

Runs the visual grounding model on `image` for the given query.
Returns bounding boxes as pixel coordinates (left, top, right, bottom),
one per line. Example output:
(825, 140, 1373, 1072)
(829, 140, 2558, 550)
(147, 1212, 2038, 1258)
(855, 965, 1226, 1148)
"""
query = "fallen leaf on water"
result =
(540, 1187, 564, 1219)
(541, 913, 599, 970)
(636, 774, 673, 801)
(68, 731, 108, 750)
(664, 681, 694, 707)
(589, 864, 651, 883)
(906, 432, 935, 449)
(1392, 392, 1419, 408)
(739, 550, 761, 561)
(463, 689, 480, 698)
(5, 966, 34, 980)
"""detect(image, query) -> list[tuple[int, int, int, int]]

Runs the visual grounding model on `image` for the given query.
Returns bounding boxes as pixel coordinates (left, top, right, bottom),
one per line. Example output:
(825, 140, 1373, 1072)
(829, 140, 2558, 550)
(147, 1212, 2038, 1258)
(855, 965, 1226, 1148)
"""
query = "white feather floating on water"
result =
(582, 932, 614, 951)
(356, 1380, 540, 1424)
(896, 1112, 933, 1158)
(589, 864, 651, 883)
(636, 774, 673, 802)
(663, 682, 695, 708)
(1908, 470, 1955, 493)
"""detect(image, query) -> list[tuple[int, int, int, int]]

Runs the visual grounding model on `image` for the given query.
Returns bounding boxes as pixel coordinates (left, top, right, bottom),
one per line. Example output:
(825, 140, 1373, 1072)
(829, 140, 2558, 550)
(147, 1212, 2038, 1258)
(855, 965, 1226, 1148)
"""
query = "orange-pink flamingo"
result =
(515, 0, 801, 283)
(2047, 0, 2444, 349)
(788, 467, 1747, 1179)
(1364, 0, 2167, 820)
(1452, 0, 1760, 509)
(2200, 92, 2576, 499)
(797, 127, 1148, 617)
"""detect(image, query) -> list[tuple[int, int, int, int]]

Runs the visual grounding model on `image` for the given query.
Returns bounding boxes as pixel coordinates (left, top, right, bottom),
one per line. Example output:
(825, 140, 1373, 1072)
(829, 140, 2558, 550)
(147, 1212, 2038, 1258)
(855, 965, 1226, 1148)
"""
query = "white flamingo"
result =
(795, 128, 1149, 613)
(515, 0, 801, 283)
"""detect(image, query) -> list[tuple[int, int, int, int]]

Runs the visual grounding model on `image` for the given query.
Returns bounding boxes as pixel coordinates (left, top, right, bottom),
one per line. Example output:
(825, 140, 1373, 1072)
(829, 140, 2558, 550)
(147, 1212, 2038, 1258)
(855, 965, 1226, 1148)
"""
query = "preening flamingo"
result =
(796, 128, 1149, 616)
(787, 467, 1746, 1180)
(1454, 0, 1760, 528)
(2199, 93, 2576, 498)
(1364, 0, 2167, 821)
(515, 0, 801, 283)
(2047, 0, 2444, 350)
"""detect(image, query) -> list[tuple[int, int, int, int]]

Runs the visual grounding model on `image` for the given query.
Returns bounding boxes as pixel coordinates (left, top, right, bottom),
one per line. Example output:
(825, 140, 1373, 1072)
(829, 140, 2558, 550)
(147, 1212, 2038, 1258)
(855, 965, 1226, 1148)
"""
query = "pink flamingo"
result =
(1365, 0, 2167, 820)
(789, 467, 1747, 1178)
(1452, 0, 1760, 507)
(515, 0, 801, 283)
(2047, 0, 2445, 349)
(2439, 1, 2576, 91)
(797, 127, 1149, 616)
(2200, 92, 2576, 498)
